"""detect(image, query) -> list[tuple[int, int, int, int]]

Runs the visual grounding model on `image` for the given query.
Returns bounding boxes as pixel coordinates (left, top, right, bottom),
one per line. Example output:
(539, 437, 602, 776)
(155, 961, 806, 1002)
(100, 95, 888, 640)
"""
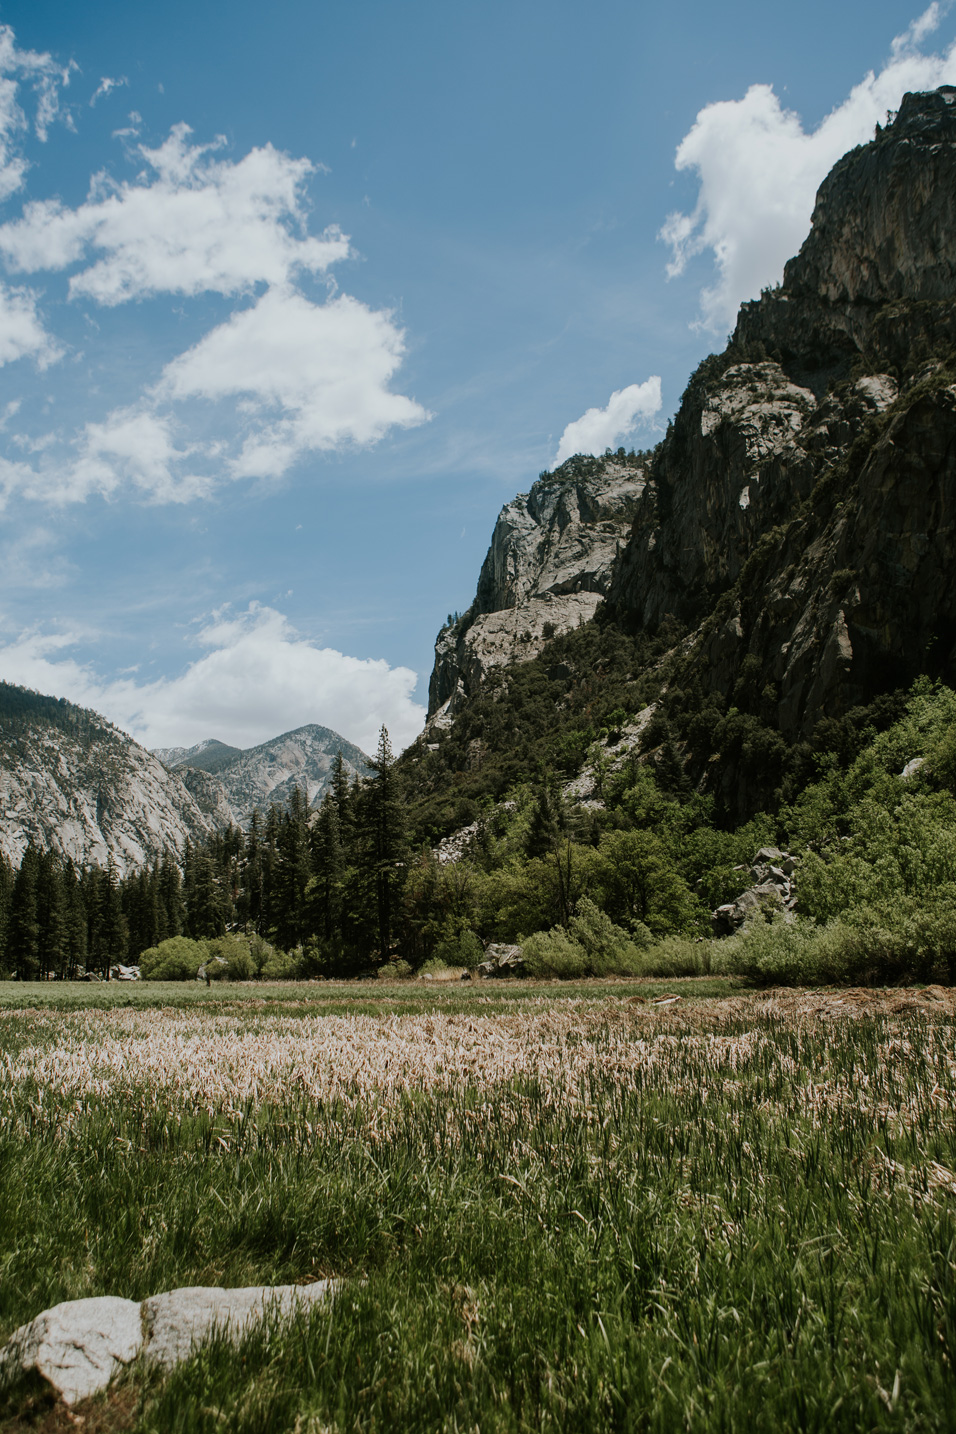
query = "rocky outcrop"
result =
(712, 848, 799, 936)
(0, 684, 222, 875)
(734, 86, 956, 384)
(608, 88, 956, 743)
(427, 455, 646, 722)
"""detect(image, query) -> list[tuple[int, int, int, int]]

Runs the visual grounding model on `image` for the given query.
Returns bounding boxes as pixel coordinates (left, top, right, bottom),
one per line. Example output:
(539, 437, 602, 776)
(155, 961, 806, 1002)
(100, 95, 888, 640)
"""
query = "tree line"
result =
(0, 732, 411, 980)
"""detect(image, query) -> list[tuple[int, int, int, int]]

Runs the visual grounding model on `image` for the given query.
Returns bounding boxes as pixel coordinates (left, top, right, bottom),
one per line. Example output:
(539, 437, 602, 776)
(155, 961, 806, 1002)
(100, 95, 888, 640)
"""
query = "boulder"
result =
(0, 1295, 141, 1406)
(712, 849, 798, 935)
(0, 1282, 336, 1408)
(142, 1282, 334, 1371)
(479, 943, 525, 978)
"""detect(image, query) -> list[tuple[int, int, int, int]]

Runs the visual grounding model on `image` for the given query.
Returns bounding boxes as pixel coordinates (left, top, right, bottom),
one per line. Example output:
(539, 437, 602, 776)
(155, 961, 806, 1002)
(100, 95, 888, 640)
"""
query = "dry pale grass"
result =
(2, 988, 953, 1138)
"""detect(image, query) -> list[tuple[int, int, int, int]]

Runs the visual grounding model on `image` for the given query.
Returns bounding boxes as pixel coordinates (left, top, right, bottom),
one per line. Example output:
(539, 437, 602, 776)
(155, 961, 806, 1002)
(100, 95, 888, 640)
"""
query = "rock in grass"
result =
(0, 1281, 336, 1407)
(0, 1295, 141, 1406)
(142, 1282, 335, 1370)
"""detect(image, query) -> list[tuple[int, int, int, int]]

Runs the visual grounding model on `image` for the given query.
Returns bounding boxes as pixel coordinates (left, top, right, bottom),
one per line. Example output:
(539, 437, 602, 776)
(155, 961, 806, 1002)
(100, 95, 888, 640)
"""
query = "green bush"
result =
(260, 947, 305, 980)
(568, 898, 650, 975)
(139, 936, 209, 982)
(641, 935, 717, 977)
(523, 901, 653, 978)
(727, 916, 849, 986)
(433, 929, 484, 970)
(522, 927, 589, 979)
(205, 934, 254, 981)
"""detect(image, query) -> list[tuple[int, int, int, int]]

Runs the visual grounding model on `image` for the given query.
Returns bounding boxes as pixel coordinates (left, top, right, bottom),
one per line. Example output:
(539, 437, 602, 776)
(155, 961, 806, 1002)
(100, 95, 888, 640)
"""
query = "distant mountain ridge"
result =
(151, 738, 242, 775)
(0, 682, 371, 873)
(0, 682, 216, 874)
(154, 725, 370, 827)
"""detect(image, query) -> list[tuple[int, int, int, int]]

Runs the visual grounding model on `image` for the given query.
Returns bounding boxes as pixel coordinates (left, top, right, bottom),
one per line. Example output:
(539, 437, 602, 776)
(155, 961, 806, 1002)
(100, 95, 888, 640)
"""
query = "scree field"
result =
(0, 979, 954, 1432)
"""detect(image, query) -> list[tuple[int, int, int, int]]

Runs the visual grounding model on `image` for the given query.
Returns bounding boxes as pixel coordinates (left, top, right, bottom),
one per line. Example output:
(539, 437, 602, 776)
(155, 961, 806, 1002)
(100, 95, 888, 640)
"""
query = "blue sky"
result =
(0, 0, 953, 754)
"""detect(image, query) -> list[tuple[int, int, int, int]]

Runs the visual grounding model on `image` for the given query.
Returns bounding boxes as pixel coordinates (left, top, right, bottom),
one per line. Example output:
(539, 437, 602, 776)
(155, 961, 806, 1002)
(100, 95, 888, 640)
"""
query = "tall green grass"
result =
(1, 999, 954, 1431)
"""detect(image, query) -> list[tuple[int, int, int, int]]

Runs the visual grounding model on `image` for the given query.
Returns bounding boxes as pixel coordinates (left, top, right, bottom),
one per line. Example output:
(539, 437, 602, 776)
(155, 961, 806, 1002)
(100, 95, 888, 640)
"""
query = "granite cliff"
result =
(428, 453, 646, 725)
(0, 685, 220, 874)
(419, 86, 956, 817)
(609, 86, 956, 742)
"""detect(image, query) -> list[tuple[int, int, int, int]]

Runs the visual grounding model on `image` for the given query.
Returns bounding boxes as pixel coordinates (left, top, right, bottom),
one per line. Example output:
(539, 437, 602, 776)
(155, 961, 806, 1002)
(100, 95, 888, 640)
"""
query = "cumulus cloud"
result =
(0, 604, 426, 754)
(0, 123, 350, 302)
(0, 108, 429, 501)
(0, 281, 61, 368)
(552, 377, 662, 467)
(661, 4, 956, 332)
(160, 286, 429, 478)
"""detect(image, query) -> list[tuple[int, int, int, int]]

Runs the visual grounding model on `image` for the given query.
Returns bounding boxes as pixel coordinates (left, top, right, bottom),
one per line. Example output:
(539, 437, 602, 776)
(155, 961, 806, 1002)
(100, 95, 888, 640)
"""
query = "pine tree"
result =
(62, 862, 87, 979)
(158, 854, 184, 940)
(8, 846, 41, 979)
(362, 727, 408, 964)
(273, 786, 312, 950)
(0, 851, 15, 974)
(310, 791, 345, 946)
(37, 851, 68, 979)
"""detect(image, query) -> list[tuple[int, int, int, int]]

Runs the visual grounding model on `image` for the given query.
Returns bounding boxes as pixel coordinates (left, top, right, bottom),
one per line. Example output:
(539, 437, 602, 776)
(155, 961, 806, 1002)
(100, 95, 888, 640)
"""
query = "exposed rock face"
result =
(159, 724, 369, 826)
(608, 88, 956, 742)
(734, 86, 956, 381)
(0, 685, 221, 874)
(428, 456, 646, 722)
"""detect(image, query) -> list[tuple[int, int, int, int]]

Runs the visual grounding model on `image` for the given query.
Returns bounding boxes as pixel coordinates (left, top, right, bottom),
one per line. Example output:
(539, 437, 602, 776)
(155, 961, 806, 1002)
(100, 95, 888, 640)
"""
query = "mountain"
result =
(156, 725, 370, 826)
(152, 738, 242, 775)
(0, 682, 371, 872)
(414, 87, 956, 825)
(428, 452, 646, 726)
(0, 683, 221, 874)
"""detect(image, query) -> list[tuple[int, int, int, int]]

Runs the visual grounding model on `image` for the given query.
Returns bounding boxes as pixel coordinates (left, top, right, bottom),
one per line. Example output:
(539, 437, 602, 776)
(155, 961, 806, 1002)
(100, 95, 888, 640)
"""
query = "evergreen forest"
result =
(5, 679, 956, 987)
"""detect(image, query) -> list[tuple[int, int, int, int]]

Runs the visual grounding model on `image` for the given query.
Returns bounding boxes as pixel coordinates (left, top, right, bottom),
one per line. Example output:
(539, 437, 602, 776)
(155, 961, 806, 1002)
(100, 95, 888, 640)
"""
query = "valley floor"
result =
(1, 982, 954, 1431)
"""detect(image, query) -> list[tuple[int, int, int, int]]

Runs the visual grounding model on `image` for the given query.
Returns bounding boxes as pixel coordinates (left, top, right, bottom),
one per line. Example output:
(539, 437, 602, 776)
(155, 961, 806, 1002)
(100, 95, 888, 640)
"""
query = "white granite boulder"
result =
(0, 1281, 336, 1408)
(0, 1295, 142, 1406)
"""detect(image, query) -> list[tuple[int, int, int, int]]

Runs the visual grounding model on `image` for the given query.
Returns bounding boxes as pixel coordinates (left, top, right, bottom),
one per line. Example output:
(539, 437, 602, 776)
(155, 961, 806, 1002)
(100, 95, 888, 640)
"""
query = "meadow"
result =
(0, 979, 954, 1432)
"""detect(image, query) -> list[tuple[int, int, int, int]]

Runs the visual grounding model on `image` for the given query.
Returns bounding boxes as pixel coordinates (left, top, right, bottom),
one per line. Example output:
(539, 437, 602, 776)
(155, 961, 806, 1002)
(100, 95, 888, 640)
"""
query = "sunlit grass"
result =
(1, 986, 954, 1431)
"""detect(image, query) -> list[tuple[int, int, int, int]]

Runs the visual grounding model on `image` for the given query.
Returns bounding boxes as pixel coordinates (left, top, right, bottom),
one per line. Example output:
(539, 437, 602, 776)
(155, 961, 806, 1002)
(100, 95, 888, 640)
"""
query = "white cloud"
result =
(89, 76, 127, 107)
(0, 604, 426, 754)
(0, 123, 350, 303)
(160, 286, 430, 478)
(0, 110, 427, 501)
(661, 5, 956, 332)
(0, 281, 61, 368)
(552, 377, 662, 467)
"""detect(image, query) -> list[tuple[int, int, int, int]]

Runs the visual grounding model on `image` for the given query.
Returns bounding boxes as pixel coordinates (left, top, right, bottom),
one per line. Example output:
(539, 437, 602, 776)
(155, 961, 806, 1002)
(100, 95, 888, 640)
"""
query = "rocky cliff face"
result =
(427, 454, 646, 723)
(0, 684, 370, 873)
(0, 685, 220, 874)
(607, 87, 956, 743)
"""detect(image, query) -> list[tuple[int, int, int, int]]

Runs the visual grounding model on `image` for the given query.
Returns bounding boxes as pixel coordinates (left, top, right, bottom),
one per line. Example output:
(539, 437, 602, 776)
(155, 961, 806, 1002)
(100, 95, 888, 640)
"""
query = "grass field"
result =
(1, 979, 954, 1431)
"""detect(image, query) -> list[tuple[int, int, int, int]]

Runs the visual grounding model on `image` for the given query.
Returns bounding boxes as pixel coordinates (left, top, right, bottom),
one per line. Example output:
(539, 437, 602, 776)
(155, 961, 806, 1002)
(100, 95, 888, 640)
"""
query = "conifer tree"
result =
(8, 846, 41, 979)
(37, 851, 68, 979)
(362, 726, 408, 963)
(273, 786, 312, 949)
(310, 791, 345, 945)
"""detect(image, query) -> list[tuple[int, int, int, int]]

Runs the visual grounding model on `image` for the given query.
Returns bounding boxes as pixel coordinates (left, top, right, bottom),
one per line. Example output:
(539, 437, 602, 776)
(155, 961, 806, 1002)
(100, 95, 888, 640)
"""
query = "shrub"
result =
(260, 947, 305, 980)
(522, 927, 589, 979)
(433, 929, 484, 970)
(139, 936, 208, 982)
(568, 898, 650, 975)
(641, 935, 717, 977)
(205, 934, 254, 981)
(726, 916, 850, 986)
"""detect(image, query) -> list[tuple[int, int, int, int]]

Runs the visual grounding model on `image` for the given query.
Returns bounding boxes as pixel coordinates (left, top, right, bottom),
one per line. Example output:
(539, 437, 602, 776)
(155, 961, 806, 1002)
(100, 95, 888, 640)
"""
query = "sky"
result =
(0, 0, 953, 757)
